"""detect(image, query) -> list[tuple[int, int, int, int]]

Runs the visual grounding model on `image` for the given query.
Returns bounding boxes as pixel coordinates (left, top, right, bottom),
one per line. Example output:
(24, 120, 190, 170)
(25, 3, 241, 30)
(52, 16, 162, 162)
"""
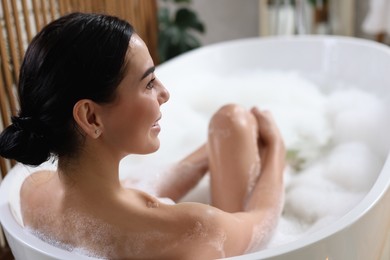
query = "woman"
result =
(0, 13, 285, 259)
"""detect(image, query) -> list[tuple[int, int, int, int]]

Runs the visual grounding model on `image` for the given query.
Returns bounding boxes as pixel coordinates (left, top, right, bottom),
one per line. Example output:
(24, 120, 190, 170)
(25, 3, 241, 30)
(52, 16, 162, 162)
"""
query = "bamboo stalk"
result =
(0, 14, 17, 116)
(11, 0, 26, 61)
(2, 0, 21, 82)
(40, 0, 48, 25)
(49, 0, 57, 20)
(21, 0, 33, 42)
(32, 0, 42, 32)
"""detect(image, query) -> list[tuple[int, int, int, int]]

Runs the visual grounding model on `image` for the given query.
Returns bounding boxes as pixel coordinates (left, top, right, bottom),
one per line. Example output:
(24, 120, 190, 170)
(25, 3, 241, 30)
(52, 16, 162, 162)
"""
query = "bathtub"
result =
(1, 36, 390, 259)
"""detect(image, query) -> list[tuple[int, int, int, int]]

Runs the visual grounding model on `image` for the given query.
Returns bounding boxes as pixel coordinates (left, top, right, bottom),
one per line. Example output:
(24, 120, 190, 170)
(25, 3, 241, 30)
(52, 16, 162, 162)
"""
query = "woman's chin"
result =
(141, 140, 161, 154)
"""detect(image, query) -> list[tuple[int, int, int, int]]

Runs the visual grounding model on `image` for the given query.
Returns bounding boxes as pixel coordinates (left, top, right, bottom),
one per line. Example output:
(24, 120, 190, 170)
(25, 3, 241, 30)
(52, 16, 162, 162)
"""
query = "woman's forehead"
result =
(129, 34, 145, 50)
(122, 34, 153, 80)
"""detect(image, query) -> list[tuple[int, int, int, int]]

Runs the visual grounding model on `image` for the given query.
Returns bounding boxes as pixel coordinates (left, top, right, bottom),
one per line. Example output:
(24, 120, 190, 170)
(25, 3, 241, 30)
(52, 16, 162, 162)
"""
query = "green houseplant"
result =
(158, 0, 205, 62)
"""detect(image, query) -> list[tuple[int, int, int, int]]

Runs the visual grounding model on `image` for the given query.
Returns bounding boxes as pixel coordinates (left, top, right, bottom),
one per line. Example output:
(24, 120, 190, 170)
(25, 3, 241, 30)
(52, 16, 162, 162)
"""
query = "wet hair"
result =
(0, 12, 134, 166)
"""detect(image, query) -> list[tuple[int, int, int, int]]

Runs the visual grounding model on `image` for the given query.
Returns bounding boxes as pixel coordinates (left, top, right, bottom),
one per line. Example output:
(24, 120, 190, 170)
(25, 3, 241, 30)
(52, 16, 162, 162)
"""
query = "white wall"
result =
(190, 0, 260, 45)
(160, 0, 381, 47)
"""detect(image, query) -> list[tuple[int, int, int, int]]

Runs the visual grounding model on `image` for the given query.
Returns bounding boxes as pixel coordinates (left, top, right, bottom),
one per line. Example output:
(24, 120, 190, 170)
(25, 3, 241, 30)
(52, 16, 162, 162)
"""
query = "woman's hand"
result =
(250, 107, 285, 160)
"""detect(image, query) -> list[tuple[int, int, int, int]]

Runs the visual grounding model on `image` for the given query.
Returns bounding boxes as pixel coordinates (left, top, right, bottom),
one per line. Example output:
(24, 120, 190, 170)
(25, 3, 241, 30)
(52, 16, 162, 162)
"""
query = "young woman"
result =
(0, 13, 285, 259)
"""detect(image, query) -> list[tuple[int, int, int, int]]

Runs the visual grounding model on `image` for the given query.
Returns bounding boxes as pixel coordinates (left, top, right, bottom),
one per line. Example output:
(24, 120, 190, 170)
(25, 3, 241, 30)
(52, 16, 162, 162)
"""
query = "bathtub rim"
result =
(158, 34, 390, 72)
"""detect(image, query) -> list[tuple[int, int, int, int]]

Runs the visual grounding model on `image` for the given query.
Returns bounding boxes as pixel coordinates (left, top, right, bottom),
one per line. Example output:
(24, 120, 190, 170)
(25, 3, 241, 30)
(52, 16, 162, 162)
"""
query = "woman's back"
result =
(20, 171, 229, 259)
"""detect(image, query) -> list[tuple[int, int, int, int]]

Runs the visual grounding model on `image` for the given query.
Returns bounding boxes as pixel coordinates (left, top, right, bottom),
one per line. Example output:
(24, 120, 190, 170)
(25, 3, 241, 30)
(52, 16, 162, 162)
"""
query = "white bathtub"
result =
(1, 36, 390, 259)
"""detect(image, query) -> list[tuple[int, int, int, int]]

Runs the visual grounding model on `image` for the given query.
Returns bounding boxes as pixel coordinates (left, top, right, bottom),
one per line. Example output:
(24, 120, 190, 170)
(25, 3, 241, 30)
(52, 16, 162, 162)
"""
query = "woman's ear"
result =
(73, 100, 103, 138)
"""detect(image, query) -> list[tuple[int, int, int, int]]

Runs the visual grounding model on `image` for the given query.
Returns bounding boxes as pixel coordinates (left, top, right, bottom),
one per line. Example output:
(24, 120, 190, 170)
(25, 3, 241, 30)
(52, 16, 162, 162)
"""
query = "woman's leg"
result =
(208, 104, 261, 212)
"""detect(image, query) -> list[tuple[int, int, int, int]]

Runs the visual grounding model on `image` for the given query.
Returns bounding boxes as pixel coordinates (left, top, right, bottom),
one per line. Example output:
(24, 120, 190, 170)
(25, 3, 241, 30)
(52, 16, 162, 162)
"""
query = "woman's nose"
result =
(158, 80, 170, 105)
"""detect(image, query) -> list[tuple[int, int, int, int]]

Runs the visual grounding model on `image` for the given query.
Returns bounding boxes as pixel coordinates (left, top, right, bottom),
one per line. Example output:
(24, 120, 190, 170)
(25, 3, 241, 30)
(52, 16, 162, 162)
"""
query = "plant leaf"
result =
(174, 8, 205, 32)
(175, 8, 198, 29)
(184, 32, 201, 49)
(174, 0, 191, 3)
(158, 8, 171, 28)
(191, 21, 205, 33)
(158, 0, 205, 62)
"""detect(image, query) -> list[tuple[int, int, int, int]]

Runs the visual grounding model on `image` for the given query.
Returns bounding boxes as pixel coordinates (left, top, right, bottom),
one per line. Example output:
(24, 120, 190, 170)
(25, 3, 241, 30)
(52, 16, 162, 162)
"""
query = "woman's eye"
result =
(146, 78, 156, 90)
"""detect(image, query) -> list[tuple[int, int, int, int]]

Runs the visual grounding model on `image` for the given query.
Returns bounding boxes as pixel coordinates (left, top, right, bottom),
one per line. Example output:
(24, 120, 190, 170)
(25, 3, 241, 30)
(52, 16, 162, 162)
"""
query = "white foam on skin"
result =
(246, 160, 261, 201)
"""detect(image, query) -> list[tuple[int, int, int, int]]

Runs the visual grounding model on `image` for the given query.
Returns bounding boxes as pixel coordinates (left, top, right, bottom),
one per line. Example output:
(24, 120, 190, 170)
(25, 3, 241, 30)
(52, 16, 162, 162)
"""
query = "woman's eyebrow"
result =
(140, 66, 155, 80)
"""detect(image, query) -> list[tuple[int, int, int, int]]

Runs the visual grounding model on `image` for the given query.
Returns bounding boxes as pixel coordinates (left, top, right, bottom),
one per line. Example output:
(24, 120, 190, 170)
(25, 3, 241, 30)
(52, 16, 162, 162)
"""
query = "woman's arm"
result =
(155, 144, 209, 201)
(236, 107, 285, 252)
(168, 108, 286, 258)
(244, 108, 285, 212)
(224, 108, 285, 254)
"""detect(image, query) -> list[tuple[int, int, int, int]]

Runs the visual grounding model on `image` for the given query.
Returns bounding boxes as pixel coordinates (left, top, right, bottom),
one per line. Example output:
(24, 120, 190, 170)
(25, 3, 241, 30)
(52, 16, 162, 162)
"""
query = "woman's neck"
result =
(57, 148, 123, 195)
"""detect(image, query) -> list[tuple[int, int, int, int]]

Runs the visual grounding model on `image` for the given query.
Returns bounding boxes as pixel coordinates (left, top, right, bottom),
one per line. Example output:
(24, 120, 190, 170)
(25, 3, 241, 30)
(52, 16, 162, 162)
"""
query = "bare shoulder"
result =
(20, 170, 57, 209)
(21, 170, 56, 194)
(163, 202, 251, 257)
(22, 170, 55, 185)
(118, 191, 251, 259)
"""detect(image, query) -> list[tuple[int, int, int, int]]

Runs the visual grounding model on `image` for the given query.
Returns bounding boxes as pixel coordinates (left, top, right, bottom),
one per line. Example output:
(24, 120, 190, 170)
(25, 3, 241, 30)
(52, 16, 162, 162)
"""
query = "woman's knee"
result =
(209, 104, 255, 134)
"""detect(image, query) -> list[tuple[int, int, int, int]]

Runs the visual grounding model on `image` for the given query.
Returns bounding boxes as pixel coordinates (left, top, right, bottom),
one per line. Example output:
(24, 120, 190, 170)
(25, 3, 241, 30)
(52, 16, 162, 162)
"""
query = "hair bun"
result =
(12, 116, 41, 134)
(0, 117, 50, 166)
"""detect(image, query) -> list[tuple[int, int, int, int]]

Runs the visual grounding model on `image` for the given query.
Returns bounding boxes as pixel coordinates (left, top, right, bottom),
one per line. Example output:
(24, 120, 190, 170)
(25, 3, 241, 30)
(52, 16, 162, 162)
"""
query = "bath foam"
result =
(324, 142, 383, 192)
(207, 230, 227, 258)
(120, 69, 390, 250)
(245, 160, 261, 201)
(327, 88, 390, 160)
(25, 225, 108, 259)
(23, 203, 119, 258)
(246, 211, 279, 253)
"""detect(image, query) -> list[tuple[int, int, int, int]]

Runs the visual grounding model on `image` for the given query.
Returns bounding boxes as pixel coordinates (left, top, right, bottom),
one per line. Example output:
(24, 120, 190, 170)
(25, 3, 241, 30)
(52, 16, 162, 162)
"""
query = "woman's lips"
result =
(152, 115, 162, 129)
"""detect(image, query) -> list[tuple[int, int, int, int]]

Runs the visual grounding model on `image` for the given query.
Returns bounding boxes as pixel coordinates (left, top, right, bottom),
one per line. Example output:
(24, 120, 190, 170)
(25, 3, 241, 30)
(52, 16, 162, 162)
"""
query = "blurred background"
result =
(157, 0, 390, 62)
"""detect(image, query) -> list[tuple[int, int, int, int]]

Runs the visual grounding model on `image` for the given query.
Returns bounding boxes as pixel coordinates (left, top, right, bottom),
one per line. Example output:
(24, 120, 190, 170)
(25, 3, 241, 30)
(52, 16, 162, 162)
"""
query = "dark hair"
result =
(0, 12, 134, 166)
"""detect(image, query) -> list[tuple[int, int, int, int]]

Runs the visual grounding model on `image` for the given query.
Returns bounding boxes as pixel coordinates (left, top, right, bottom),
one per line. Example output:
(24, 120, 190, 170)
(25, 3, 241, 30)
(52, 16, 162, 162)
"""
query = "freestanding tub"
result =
(1, 36, 390, 259)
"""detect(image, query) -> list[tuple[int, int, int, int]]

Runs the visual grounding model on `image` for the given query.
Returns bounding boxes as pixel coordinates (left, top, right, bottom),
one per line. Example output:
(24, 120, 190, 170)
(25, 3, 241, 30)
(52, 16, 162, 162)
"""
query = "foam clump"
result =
(27, 227, 107, 259)
(324, 142, 382, 192)
(268, 79, 389, 248)
(326, 88, 390, 158)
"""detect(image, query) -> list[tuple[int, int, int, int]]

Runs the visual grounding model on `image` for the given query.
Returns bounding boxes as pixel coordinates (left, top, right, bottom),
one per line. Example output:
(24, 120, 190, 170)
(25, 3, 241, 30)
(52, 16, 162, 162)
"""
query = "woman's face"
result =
(98, 34, 169, 157)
